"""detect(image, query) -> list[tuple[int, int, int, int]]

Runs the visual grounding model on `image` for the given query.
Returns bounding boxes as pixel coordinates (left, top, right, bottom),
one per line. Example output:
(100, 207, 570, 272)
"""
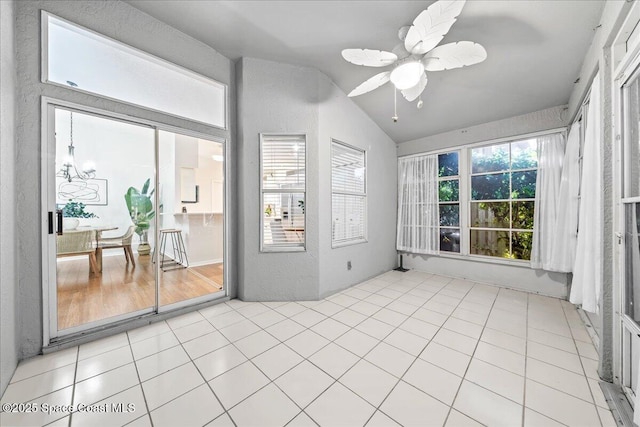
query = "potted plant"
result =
(61, 200, 98, 230)
(125, 178, 155, 255)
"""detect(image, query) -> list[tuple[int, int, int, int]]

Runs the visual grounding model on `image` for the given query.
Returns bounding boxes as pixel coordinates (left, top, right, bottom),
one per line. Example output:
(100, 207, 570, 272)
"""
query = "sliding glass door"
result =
(45, 103, 225, 339)
(157, 130, 225, 309)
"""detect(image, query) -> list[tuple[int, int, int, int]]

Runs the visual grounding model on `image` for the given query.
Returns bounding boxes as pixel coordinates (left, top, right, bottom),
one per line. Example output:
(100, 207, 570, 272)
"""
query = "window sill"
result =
(260, 246, 306, 253)
(408, 250, 532, 268)
(332, 238, 368, 249)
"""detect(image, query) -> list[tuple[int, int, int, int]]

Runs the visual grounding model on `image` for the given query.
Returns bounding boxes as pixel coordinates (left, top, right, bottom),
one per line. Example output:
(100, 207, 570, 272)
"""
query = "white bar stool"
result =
(155, 229, 189, 271)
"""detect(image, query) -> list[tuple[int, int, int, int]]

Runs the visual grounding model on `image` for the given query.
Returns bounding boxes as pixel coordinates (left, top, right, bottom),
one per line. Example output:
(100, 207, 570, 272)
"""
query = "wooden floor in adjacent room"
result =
(56, 252, 224, 330)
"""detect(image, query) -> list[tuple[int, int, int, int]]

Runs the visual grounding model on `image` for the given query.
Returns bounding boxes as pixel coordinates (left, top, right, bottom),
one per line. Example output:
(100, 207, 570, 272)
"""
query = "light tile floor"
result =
(1, 270, 617, 426)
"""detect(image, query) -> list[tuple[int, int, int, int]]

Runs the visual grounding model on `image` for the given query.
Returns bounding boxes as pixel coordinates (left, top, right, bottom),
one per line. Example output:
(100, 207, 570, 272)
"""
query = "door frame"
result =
(41, 97, 229, 345)
(612, 5, 640, 404)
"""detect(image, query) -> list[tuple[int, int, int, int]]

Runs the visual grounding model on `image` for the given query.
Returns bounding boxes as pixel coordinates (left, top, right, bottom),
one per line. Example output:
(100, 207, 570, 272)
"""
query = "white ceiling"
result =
(127, 0, 604, 143)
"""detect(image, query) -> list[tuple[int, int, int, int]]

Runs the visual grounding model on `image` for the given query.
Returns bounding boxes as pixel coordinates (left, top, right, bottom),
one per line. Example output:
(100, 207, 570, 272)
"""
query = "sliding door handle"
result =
(56, 209, 63, 235)
(48, 211, 54, 235)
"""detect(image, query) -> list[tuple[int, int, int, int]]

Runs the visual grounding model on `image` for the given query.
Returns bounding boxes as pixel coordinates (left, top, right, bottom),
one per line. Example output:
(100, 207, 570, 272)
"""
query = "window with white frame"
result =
(438, 152, 460, 253)
(469, 139, 537, 260)
(260, 135, 306, 251)
(44, 12, 226, 128)
(332, 140, 366, 246)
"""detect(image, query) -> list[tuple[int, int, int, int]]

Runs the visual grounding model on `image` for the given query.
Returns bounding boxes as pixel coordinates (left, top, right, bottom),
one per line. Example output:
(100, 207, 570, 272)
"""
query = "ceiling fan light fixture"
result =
(390, 61, 424, 90)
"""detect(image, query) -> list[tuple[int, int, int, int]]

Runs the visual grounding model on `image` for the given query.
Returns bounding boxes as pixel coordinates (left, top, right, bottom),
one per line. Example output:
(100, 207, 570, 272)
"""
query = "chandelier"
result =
(57, 111, 96, 182)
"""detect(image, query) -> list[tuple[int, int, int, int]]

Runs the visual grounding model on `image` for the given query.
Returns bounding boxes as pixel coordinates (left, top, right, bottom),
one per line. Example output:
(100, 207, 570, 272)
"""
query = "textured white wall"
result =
(317, 77, 397, 297)
(1, 0, 19, 396)
(404, 255, 568, 298)
(236, 57, 398, 300)
(15, 0, 235, 358)
(397, 105, 568, 156)
(236, 57, 321, 300)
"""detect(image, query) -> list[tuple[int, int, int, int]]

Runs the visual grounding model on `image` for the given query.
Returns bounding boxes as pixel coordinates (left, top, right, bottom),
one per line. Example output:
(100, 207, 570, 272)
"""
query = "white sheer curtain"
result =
(396, 155, 439, 254)
(549, 122, 581, 272)
(531, 132, 565, 270)
(570, 72, 602, 313)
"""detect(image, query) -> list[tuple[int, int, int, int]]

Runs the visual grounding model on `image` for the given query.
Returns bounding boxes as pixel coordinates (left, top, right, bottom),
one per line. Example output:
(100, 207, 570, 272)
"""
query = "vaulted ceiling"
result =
(128, 1, 604, 143)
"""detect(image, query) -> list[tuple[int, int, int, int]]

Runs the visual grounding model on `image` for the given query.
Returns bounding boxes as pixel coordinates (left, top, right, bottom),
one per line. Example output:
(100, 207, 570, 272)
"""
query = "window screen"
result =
(261, 135, 306, 251)
(332, 140, 366, 246)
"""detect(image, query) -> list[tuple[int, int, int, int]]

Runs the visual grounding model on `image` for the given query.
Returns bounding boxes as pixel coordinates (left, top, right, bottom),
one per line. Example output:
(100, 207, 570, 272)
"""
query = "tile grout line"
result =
(369, 277, 498, 426)
(440, 281, 501, 427)
(123, 331, 153, 427)
(66, 346, 81, 427)
(561, 297, 606, 427)
(521, 291, 530, 427)
(8, 272, 602, 427)
(169, 315, 239, 427)
(203, 300, 340, 424)
(252, 273, 436, 425)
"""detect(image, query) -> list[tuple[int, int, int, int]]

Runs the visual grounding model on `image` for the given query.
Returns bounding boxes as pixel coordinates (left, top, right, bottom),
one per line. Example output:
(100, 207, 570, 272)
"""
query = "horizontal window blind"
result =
(332, 194, 366, 244)
(262, 135, 305, 191)
(332, 140, 366, 245)
(261, 135, 306, 251)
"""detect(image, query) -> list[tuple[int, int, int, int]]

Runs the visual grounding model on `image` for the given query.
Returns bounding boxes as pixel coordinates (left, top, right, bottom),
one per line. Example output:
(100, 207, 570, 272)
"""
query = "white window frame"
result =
(398, 128, 564, 267)
(468, 139, 537, 262)
(260, 134, 306, 252)
(41, 11, 228, 130)
(437, 151, 461, 253)
(331, 139, 367, 248)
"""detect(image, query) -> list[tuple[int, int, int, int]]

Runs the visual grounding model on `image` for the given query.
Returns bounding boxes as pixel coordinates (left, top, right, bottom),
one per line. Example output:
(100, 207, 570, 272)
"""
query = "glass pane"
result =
(47, 15, 226, 128)
(625, 75, 640, 198)
(470, 229, 509, 258)
(472, 143, 509, 173)
(332, 141, 365, 194)
(263, 193, 305, 248)
(470, 202, 510, 228)
(262, 136, 305, 190)
(439, 180, 459, 202)
(332, 194, 366, 243)
(438, 152, 459, 177)
(158, 131, 225, 307)
(511, 139, 538, 170)
(440, 228, 460, 253)
(439, 204, 459, 227)
(512, 201, 535, 229)
(471, 173, 510, 200)
(512, 170, 537, 199)
(55, 108, 155, 330)
(624, 203, 640, 324)
(512, 232, 533, 260)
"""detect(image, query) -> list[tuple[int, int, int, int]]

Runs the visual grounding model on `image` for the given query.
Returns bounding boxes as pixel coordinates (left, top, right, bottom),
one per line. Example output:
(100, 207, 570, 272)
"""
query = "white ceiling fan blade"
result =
(422, 41, 487, 71)
(404, 0, 467, 55)
(401, 73, 428, 102)
(342, 49, 398, 67)
(348, 71, 391, 97)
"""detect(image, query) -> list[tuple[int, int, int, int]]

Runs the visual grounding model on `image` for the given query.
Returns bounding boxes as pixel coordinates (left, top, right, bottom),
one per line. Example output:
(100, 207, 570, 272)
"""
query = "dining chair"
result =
(97, 225, 136, 266)
(56, 230, 98, 273)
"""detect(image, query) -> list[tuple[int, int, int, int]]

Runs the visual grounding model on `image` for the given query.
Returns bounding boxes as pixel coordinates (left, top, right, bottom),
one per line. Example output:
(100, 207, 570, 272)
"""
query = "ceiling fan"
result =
(342, 0, 486, 121)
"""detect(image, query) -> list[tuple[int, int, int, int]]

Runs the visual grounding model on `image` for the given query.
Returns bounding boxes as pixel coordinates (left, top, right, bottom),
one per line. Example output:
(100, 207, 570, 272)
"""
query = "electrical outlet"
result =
(347, 261, 352, 270)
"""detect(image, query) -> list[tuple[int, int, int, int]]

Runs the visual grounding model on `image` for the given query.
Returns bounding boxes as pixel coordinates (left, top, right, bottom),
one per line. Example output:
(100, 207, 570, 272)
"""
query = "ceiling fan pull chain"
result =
(393, 88, 398, 123)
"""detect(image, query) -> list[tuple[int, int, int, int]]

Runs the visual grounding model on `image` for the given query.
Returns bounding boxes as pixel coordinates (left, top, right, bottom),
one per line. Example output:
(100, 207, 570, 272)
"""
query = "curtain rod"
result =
(398, 127, 567, 159)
